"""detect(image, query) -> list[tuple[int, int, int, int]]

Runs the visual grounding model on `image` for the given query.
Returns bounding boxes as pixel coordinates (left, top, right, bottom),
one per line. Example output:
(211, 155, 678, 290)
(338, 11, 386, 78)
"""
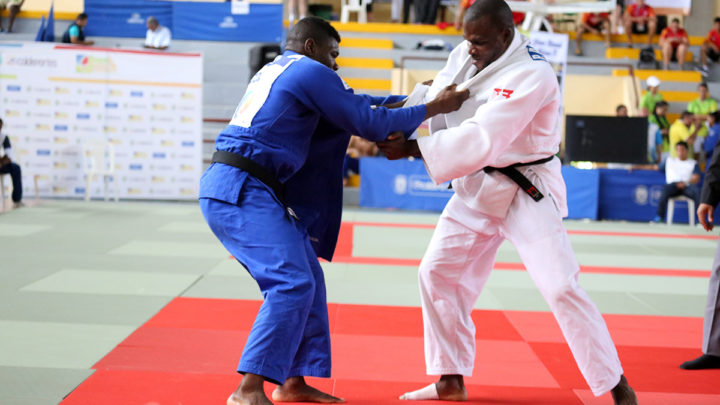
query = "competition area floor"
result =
(1, 200, 719, 404)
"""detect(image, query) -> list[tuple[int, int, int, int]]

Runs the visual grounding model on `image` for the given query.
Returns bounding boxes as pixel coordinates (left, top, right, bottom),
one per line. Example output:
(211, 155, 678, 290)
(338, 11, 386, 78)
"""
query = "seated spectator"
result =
(688, 82, 717, 141)
(653, 141, 701, 223)
(649, 101, 670, 163)
(639, 75, 663, 117)
(0, 0, 23, 33)
(616, 104, 628, 117)
(455, 0, 524, 30)
(623, 0, 656, 48)
(699, 17, 720, 77)
(62, 13, 94, 45)
(144, 16, 171, 50)
(0, 118, 23, 208)
(610, 0, 625, 35)
(343, 135, 378, 186)
(659, 18, 689, 70)
(704, 110, 720, 162)
(670, 111, 701, 159)
(574, 12, 610, 56)
(288, 0, 307, 26)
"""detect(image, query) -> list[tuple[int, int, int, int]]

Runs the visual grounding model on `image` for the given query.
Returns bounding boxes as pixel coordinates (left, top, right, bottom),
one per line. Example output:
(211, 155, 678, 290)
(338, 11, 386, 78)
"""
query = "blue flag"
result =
(34, 15, 46, 41)
(44, 2, 55, 42)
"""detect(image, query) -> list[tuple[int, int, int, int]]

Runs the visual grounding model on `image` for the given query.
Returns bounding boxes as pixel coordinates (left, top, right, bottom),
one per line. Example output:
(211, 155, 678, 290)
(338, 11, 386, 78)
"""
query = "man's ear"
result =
(303, 38, 316, 56)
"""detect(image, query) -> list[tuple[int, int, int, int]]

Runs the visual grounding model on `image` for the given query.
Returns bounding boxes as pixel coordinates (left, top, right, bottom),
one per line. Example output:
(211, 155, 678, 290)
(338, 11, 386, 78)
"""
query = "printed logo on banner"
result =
(153, 103, 166, 111)
(181, 141, 194, 147)
(54, 136, 69, 144)
(36, 98, 51, 106)
(131, 91, 143, 97)
(76, 55, 117, 73)
(109, 89, 123, 97)
(129, 164, 143, 171)
(127, 12, 144, 24)
(6, 85, 21, 92)
(129, 115, 143, 122)
(104, 126, 118, 133)
(5, 110, 21, 117)
(180, 116, 194, 123)
(394, 175, 407, 195)
(152, 176, 166, 183)
(106, 102, 119, 109)
(76, 113, 90, 120)
(180, 188, 195, 196)
(53, 162, 68, 169)
(181, 92, 195, 100)
(35, 124, 51, 131)
(86, 100, 100, 108)
(55, 112, 69, 119)
(153, 152, 166, 159)
(219, 16, 238, 28)
(36, 149, 51, 156)
(127, 188, 143, 195)
(8, 98, 29, 105)
(407, 175, 453, 197)
(55, 87, 70, 94)
(152, 128, 166, 135)
(53, 186, 68, 194)
(4, 56, 58, 68)
(133, 152, 148, 159)
(54, 125, 68, 132)
(180, 164, 195, 171)
(160, 140, 174, 147)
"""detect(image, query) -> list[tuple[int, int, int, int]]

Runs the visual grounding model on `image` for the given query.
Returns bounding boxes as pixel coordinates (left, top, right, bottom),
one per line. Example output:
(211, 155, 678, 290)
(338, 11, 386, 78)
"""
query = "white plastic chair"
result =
(667, 195, 695, 226)
(341, 0, 372, 23)
(0, 173, 7, 211)
(82, 140, 118, 202)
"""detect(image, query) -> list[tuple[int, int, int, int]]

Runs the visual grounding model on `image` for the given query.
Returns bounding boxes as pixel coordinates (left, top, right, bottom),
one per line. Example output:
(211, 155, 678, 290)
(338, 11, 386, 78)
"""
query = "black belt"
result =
(211, 151, 297, 219)
(483, 156, 555, 202)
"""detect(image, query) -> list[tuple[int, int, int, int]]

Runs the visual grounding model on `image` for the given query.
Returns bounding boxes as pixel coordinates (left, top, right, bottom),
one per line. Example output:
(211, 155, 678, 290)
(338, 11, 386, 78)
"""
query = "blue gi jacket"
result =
(200, 51, 425, 259)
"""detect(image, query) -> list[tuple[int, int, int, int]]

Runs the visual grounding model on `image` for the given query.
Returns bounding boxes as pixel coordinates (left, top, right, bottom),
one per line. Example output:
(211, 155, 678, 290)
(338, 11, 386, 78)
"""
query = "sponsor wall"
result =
(0, 42, 203, 200)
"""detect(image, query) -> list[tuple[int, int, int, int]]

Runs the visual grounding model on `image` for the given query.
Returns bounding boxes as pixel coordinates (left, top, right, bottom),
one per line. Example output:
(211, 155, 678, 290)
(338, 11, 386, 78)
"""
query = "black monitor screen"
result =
(565, 115, 649, 164)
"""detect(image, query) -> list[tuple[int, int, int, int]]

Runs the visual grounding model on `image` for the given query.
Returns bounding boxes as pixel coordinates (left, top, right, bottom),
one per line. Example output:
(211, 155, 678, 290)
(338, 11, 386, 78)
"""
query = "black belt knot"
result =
(483, 156, 555, 202)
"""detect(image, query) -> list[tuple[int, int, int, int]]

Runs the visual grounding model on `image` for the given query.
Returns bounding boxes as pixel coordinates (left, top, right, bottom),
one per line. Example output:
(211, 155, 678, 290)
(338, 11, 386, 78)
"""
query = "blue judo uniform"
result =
(199, 51, 425, 384)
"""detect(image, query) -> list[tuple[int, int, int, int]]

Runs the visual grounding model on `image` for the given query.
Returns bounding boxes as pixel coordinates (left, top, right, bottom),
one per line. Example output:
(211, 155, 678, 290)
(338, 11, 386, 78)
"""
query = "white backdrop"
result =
(0, 42, 203, 200)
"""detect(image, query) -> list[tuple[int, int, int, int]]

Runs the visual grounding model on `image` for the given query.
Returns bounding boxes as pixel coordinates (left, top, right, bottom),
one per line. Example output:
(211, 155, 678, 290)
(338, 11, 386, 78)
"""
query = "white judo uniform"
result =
(411, 30, 624, 396)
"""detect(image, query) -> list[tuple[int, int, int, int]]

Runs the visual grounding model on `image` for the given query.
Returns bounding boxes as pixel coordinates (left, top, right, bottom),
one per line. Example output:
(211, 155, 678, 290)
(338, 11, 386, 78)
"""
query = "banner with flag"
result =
(33, 2, 55, 42)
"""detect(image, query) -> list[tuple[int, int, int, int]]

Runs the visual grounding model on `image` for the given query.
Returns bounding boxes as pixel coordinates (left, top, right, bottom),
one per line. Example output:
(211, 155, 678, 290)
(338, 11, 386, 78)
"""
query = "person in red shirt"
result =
(623, 0, 657, 48)
(575, 12, 610, 56)
(659, 18, 689, 70)
(700, 17, 720, 76)
(454, 0, 525, 31)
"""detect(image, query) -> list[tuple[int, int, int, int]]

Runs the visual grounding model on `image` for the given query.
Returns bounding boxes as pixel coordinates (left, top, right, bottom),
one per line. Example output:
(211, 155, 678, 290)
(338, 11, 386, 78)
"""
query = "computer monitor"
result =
(564, 115, 649, 164)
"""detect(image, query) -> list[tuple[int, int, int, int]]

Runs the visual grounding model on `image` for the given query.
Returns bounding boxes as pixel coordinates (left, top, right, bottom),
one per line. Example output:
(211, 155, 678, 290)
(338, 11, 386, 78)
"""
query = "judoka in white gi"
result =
(199, 17, 469, 405)
(379, 1, 638, 404)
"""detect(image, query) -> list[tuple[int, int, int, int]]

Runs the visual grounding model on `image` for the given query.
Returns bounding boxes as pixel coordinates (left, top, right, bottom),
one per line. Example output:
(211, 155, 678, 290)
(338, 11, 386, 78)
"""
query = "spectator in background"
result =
(455, 0, 525, 30)
(288, 0, 308, 26)
(616, 104, 628, 117)
(653, 141, 701, 223)
(415, 0, 440, 24)
(343, 136, 378, 186)
(574, 12, 610, 56)
(62, 13, 94, 45)
(144, 16, 171, 50)
(0, 118, 23, 208)
(688, 83, 717, 143)
(639, 75, 663, 117)
(649, 101, 670, 163)
(623, 0, 656, 48)
(670, 111, 701, 159)
(610, 0, 624, 34)
(699, 17, 720, 77)
(0, 0, 23, 33)
(704, 110, 720, 162)
(659, 18, 689, 71)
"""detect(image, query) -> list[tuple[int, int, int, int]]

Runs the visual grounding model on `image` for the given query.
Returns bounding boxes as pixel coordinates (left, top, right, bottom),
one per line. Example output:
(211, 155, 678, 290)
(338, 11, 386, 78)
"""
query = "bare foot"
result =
(400, 375, 467, 401)
(272, 376, 344, 403)
(228, 373, 273, 405)
(610, 375, 638, 405)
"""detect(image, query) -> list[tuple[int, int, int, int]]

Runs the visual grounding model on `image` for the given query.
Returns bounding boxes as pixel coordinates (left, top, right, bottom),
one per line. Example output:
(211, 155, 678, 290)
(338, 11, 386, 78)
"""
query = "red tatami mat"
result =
(63, 297, 720, 404)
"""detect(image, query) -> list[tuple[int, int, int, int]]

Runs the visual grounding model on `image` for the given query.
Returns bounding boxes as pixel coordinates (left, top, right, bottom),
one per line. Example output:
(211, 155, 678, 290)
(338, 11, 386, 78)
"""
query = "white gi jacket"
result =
(415, 30, 567, 219)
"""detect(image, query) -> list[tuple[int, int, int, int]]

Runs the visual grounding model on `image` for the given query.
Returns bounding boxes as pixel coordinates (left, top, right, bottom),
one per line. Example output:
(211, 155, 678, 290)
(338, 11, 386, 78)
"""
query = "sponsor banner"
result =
(0, 42, 202, 200)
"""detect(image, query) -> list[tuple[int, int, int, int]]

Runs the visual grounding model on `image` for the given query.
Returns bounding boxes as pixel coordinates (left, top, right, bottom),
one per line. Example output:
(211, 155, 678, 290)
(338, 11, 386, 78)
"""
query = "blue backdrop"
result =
(83, 0, 282, 43)
(358, 158, 704, 224)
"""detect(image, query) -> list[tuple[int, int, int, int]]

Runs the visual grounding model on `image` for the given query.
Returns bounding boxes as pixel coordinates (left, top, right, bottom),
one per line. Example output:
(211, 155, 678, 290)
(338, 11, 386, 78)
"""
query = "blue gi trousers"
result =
(199, 177, 331, 385)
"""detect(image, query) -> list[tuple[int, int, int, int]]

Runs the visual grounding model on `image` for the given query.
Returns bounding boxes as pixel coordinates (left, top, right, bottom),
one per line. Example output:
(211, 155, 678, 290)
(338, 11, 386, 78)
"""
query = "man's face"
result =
(617, 107, 628, 117)
(308, 38, 339, 72)
(671, 21, 679, 31)
(657, 105, 668, 115)
(77, 18, 88, 28)
(683, 115, 693, 126)
(463, 17, 512, 71)
(676, 145, 688, 160)
(637, 0, 645, 7)
(715, 22, 720, 32)
(147, 22, 158, 31)
(699, 85, 709, 99)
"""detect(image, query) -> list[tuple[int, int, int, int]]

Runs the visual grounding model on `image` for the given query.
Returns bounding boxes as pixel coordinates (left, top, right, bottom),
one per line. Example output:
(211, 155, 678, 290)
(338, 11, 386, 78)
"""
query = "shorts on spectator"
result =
(708, 48, 720, 62)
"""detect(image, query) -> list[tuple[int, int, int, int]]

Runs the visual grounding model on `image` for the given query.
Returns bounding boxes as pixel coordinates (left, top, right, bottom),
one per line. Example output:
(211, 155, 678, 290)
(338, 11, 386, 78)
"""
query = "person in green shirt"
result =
(649, 101, 671, 163)
(688, 82, 718, 140)
(639, 75, 663, 117)
(669, 111, 701, 159)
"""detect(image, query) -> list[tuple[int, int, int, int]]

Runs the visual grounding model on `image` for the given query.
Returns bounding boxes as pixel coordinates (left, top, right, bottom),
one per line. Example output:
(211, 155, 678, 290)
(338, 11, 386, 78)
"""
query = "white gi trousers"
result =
(419, 176, 624, 396)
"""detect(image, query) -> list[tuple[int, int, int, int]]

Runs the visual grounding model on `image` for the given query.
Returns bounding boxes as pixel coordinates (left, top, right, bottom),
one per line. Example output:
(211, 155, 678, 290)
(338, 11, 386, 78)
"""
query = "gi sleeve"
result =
(417, 65, 557, 184)
(295, 63, 427, 142)
(357, 94, 406, 106)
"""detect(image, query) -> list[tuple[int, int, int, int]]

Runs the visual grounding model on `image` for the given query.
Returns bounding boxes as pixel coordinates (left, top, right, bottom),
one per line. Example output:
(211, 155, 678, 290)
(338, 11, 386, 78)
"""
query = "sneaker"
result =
(697, 65, 710, 76)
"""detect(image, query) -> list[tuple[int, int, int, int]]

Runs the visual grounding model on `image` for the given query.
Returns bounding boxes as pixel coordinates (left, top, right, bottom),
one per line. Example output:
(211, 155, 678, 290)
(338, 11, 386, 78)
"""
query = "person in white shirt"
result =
(654, 141, 701, 222)
(378, 1, 638, 404)
(144, 16, 171, 50)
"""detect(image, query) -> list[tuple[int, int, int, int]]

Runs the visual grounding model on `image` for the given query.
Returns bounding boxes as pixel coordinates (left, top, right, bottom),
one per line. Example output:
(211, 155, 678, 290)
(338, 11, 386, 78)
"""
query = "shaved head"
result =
(464, 0, 514, 31)
(286, 17, 341, 51)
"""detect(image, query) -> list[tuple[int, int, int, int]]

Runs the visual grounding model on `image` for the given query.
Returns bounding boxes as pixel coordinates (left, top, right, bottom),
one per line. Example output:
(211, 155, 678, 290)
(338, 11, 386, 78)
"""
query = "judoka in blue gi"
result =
(198, 17, 470, 405)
